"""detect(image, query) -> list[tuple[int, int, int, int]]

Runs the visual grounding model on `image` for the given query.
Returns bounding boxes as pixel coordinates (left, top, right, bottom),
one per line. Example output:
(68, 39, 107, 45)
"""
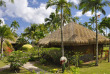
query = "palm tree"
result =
(45, 12, 60, 33)
(88, 17, 95, 31)
(11, 20, 20, 32)
(100, 17, 110, 62)
(46, 0, 74, 72)
(79, 0, 110, 66)
(0, 25, 14, 57)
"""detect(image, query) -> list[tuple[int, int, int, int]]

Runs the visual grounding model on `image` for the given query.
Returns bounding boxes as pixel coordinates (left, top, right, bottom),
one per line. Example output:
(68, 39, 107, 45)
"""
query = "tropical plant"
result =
(100, 17, 110, 62)
(16, 36, 29, 45)
(7, 50, 29, 71)
(45, 12, 60, 33)
(46, 0, 75, 72)
(79, 0, 110, 66)
(22, 24, 46, 44)
(0, 25, 14, 57)
(11, 20, 20, 31)
(88, 17, 96, 31)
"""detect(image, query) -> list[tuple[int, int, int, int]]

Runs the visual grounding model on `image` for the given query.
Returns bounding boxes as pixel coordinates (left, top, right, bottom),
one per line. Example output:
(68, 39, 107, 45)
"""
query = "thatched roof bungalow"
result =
(38, 22, 109, 61)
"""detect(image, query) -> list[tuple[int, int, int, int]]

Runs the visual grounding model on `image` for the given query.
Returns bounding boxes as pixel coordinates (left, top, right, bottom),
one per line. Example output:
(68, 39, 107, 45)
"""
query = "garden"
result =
(1, 0, 110, 74)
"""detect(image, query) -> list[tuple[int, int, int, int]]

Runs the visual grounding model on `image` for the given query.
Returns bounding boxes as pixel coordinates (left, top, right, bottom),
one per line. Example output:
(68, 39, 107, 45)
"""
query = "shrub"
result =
(40, 47, 62, 65)
(7, 50, 30, 71)
(21, 44, 33, 51)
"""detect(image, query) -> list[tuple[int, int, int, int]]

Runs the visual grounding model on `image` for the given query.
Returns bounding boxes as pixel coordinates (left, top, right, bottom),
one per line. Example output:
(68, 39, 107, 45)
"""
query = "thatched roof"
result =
(38, 22, 109, 46)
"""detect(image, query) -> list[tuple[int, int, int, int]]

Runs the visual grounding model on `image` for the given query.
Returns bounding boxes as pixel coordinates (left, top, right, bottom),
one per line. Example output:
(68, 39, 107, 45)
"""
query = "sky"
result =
(0, 0, 110, 35)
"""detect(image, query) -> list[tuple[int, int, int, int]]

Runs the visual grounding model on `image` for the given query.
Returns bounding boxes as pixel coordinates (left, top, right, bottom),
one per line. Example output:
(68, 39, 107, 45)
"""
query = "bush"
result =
(21, 44, 33, 51)
(40, 47, 62, 65)
(7, 50, 30, 71)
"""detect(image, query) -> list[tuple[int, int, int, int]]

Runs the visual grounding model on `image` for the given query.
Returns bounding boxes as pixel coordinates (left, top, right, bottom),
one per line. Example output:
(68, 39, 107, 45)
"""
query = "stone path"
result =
(23, 62, 49, 74)
(0, 62, 49, 74)
(0, 65, 10, 71)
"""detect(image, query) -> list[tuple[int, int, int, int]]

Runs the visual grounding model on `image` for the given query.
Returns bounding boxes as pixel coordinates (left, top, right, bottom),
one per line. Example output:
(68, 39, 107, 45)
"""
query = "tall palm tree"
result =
(0, 25, 14, 57)
(100, 17, 110, 62)
(11, 20, 20, 32)
(45, 12, 60, 33)
(88, 17, 95, 31)
(79, 0, 110, 66)
(46, 0, 74, 72)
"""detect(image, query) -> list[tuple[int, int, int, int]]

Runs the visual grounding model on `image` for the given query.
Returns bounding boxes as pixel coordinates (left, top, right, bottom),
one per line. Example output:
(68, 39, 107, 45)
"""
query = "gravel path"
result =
(23, 62, 49, 74)
(0, 65, 10, 71)
(0, 62, 49, 74)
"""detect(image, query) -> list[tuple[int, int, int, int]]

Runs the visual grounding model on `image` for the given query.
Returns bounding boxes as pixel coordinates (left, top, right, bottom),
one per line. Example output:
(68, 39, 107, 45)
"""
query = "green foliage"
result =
(72, 52, 83, 67)
(70, 67, 80, 74)
(7, 50, 30, 71)
(21, 44, 33, 51)
(38, 47, 61, 65)
(39, 58, 47, 64)
(22, 24, 46, 43)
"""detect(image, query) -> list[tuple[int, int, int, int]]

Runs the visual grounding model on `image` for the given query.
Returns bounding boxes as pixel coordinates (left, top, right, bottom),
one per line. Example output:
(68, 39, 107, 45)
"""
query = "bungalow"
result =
(38, 22, 109, 61)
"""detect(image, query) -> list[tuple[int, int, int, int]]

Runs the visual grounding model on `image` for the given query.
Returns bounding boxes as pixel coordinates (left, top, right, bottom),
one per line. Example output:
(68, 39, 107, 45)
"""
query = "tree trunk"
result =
(108, 29, 110, 62)
(1, 37, 3, 57)
(95, 8, 98, 66)
(61, 5, 65, 73)
(61, 6, 64, 56)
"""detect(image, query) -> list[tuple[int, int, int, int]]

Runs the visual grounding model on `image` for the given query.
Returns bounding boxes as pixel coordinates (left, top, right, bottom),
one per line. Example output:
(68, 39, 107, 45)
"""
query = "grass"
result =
(0, 67, 33, 74)
(34, 62, 61, 73)
(0, 60, 6, 68)
(34, 60, 110, 74)
(79, 60, 110, 74)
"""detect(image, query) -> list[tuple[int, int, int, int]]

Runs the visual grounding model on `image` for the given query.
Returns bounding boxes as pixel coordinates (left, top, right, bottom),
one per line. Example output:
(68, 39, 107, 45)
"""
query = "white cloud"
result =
(107, 14, 110, 17)
(3, 0, 55, 24)
(74, 11, 82, 17)
(69, 0, 80, 5)
(0, 18, 5, 26)
(85, 11, 94, 17)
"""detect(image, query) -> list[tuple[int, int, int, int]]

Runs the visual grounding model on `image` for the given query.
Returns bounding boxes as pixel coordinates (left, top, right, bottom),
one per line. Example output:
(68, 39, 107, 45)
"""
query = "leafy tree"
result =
(16, 36, 29, 45)
(0, 25, 14, 57)
(79, 0, 110, 66)
(22, 24, 46, 44)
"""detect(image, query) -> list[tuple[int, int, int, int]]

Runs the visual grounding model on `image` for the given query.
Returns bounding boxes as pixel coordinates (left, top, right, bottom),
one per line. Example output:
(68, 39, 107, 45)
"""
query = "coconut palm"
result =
(100, 17, 110, 62)
(46, 0, 75, 72)
(11, 20, 20, 31)
(45, 12, 60, 33)
(89, 17, 96, 31)
(0, 25, 14, 57)
(79, 0, 110, 66)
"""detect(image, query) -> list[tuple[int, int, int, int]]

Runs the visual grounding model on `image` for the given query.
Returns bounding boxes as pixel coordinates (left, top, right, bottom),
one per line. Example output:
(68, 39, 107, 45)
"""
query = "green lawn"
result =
(34, 60, 110, 74)
(0, 60, 6, 68)
(79, 61, 110, 74)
